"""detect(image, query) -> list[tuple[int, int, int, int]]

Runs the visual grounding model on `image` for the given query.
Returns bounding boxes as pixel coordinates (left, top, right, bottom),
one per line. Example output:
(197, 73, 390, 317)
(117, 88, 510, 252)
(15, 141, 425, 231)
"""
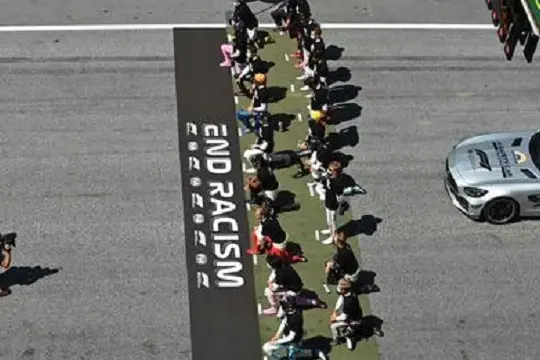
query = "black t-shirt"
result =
(342, 293, 362, 321)
(308, 119, 326, 143)
(255, 125, 274, 153)
(315, 60, 329, 78)
(233, 42, 248, 64)
(310, 39, 326, 60)
(283, 310, 304, 342)
(333, 244, 359, 276)
(324, 174, 347, 210)
(257, 166, 279, 190)
(310, 87, 328, 110)
(275, 264, 304, 292)
(252, 85, 269, 109)
(315, 146, 332, 167)
(261, 217, 286, 243)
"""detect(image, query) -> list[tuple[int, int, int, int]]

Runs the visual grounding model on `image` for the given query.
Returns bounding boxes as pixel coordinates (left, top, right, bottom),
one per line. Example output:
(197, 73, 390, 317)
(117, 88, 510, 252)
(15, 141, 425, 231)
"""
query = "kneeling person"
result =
(330, 279, 363, 349)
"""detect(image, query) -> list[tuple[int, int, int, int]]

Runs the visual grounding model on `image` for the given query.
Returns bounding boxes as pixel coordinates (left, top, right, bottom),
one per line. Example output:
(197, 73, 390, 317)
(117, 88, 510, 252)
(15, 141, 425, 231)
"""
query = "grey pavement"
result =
(328, 30, 540, 360)
(0, 1, 538, 360)
(0, 0, 489, 25)
(0, 32, 189, 360)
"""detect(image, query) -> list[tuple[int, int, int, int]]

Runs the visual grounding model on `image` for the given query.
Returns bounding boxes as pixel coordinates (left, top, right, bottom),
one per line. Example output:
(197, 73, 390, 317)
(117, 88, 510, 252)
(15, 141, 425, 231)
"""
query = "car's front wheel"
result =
(483, 197, 519, 224)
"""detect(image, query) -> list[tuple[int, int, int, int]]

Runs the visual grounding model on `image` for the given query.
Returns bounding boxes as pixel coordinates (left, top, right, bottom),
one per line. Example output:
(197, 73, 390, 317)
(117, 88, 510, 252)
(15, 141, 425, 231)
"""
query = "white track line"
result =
(0, 23, 495, 32)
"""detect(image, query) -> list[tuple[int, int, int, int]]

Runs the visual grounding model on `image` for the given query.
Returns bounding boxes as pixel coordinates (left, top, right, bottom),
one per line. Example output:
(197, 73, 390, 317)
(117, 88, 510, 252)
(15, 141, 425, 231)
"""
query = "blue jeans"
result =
(236, 109, 265, 132)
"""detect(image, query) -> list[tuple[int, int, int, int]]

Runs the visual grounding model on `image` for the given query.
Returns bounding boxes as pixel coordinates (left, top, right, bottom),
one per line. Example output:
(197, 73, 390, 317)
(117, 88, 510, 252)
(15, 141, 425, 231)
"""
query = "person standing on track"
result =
(232, 0, 259, 44)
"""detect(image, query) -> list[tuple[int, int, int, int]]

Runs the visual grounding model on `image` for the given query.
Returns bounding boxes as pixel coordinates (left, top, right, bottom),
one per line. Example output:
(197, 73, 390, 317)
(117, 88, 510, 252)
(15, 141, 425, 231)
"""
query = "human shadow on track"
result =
(329, 85, 362, 105)
(269, 113, 296, 132)
(348, 315, 385, 347)
(274, 190, 301, 213)
(326, 126, 360, 150)
(353, 270, 381, 295)
(302, 336, 333, 356)
(267, 86, 288, 103)
(0, 265, 60, 288)
(326, 45, 345, 61)
(338, 215, 383, 237)
(327, 67, 352, 86)
(328, 103, 363, 124)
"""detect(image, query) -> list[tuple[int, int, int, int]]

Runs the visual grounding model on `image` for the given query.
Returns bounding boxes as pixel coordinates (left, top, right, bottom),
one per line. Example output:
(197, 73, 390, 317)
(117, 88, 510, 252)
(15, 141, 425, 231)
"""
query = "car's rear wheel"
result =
(483, 197, 519, 225)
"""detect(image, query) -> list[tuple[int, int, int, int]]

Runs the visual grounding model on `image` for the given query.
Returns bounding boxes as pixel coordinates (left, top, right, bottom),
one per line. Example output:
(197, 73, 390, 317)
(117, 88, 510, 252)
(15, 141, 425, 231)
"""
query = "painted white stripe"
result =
(258, 303, 263, 315)
(284, 53, 290, 62)
(297, 113, 302, 122)
(315, 230, 320, 241)
(290, 84, 295, 93)
(519, 0, 540, 36)
(0, 23, 496, 32)
(307, 183, 315, 197)
(253, 255, 258, 265)
(237, 127, 243, 137)
(234, 96, 239, 105)
(246, 202, 251, 211)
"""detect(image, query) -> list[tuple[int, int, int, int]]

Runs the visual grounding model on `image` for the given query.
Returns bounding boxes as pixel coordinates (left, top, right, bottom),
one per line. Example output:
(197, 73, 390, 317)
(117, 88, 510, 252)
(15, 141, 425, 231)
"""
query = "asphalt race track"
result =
(0, 1, 540, 360)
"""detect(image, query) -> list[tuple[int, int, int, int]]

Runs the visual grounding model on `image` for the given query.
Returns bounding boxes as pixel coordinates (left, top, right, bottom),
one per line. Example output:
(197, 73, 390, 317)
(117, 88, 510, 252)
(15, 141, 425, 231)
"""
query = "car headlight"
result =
(463, 187, 488, 197)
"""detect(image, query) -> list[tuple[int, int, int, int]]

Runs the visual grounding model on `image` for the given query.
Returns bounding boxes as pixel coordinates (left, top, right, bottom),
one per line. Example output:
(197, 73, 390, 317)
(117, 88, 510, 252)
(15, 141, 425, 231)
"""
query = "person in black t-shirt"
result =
(314, 161, 349, 244)
(303, 110, 327, 147)
(236, 49, 268, 97)
(263, 297, 328, 360)
(263, 255, 304, 315)
(323, 231, 360, 290)
(245, 161, 280, 205)
(330, 279, 363, 349)
(309, 81, 329, 112)
(231, 0, 259, 43)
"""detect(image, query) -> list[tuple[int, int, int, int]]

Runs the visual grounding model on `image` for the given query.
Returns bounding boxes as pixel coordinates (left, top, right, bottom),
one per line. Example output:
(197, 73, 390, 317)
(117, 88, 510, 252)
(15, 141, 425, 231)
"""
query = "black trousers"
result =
(271, 8, 287, 27)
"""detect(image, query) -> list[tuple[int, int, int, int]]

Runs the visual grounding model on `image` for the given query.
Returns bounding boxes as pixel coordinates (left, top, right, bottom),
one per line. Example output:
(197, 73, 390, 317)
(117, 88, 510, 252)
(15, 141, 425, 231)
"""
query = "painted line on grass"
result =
(0, 23, 496, 32)
(284, 53, 290, 62)
(290, 84, 295, 93)
(297, 113, 302, 122)
(258, 303, 263, 315)
(253, 255, 258, 265)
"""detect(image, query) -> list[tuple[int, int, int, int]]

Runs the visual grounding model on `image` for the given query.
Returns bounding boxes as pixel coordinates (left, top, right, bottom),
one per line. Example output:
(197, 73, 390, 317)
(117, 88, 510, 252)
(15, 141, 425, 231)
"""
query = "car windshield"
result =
(529, 132, 540, 172)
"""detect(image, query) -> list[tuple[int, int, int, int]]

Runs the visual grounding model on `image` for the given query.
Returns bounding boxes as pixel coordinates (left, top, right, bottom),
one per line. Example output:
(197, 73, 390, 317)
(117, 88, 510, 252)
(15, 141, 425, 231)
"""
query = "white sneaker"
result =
(321, 237, 333, 245)
(318, 350, 328, 360)
(244, 168, 256, 174)
(346, 337, 354, 350)
(305, 93, 313, 98)
(320, 229, 331, 235)
(296, 75, 306, 80)
(300, 85, 310, 91)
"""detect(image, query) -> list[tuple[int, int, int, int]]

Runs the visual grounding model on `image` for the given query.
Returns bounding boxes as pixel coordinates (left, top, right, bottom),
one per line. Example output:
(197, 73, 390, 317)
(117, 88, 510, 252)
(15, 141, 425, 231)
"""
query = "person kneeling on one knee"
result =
(244, 161, 280, 207)
(248, 205, 287, 254)
(243, 123, 274, 171)
(263, 255, 304, 316)
(330, 279, 363, 349)
(324, 231, 361, 291)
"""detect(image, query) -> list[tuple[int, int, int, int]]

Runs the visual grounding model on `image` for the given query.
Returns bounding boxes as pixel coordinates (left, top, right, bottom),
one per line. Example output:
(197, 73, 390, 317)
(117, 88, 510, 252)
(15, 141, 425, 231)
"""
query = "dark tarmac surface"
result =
(1, 1, 539, 360)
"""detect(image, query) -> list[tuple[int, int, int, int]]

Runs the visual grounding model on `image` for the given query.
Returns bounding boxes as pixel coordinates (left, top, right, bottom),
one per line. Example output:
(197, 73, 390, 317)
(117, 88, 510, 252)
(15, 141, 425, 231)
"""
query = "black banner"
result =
(174, 28, 262, 360)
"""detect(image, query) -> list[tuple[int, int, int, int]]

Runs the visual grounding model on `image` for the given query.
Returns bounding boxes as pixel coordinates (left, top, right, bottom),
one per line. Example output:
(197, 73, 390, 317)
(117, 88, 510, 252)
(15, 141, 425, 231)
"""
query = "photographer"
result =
(263, 255, 304, 316)
(323, 231, 360, 291)
(0, 232, 16, 297)
(329, 279, 363, 349)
